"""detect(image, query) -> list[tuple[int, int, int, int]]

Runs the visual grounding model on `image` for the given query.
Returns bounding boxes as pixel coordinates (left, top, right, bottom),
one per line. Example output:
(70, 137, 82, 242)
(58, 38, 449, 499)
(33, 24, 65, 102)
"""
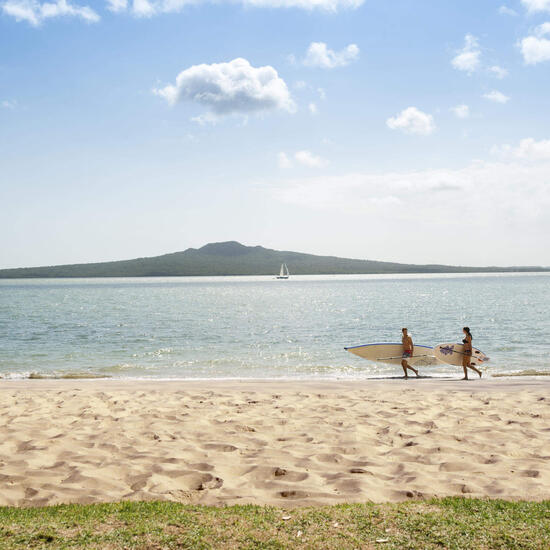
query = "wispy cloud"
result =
(112, 0, 364, 17)
(263, 154, 550, 240)
(521, 0, 550, 13)
(1, 99, 17, 109)
(451, 104, 470, 119)
(498, 5, 518, 15)
(277, 150, 328, 168)
(294, 150, 328, 167)
(2, 0, 99, 25)
(488, 65, 508, 78)
(302, 42, 359, 69)
(451, 34, 481, 74)
(483, 90, 510, 104)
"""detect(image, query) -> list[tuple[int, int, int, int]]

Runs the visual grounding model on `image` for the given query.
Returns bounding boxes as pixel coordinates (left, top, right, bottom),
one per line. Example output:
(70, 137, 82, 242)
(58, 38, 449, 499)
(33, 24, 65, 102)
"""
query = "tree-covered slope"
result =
(0, 241, 546, 278)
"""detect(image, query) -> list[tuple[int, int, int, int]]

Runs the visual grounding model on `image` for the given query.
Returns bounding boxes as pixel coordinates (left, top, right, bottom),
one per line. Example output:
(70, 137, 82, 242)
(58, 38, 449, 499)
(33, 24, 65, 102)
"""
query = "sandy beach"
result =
(0, 377, 549, 508)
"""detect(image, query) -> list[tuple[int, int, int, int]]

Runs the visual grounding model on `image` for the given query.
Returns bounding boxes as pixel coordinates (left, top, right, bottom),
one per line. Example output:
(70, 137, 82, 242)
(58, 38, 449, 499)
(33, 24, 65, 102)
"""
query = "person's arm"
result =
(411, 337, 414, 356)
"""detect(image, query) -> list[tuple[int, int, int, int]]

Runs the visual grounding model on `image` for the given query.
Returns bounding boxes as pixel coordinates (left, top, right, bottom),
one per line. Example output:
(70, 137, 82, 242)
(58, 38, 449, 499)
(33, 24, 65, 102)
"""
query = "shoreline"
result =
(1, 375, 550, 391)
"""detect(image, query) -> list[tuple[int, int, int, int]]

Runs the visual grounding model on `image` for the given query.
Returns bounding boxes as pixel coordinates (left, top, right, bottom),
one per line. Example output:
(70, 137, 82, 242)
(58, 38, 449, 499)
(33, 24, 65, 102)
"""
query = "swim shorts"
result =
(402, 351, 412, 358)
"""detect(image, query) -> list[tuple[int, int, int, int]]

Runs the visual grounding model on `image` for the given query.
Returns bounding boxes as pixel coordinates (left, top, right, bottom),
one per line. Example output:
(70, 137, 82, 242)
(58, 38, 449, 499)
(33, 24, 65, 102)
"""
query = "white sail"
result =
(277, 263, 289, 279)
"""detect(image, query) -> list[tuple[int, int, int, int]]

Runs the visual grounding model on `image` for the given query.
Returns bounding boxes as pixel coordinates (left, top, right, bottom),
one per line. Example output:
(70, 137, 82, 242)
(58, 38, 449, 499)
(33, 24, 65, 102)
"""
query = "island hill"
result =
(0, 241, 547, 278)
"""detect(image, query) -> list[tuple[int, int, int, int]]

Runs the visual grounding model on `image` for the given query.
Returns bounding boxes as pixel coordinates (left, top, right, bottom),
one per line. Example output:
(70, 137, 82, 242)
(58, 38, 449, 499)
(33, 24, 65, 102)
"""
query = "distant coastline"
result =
(0, 241, 548, 278)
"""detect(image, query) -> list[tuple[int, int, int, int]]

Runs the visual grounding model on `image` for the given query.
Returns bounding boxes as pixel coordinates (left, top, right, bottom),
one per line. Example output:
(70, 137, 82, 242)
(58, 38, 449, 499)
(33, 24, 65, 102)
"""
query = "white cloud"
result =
(303, 42, 360, 68)
(114, 0, 364, 17)
(483, 90, 510, 103)
(498, 5, 518, 15)
(106, 0, 127, 12)
(386, 106, 435, 136)
(294, 150, 328, 167)
(2, 0, 99, 25)
(491, 137, 550, 161)
(278, 152, 292, 168)
(521, 0, 550, 13)
(317, 87, 326, 100)
(520, 23, 550, 64)
(154, 58, 295, 118)
(247, 0, 363, 8)
(294, 80, 307, 89)
(308, 102, 318, 115)
(451, 104, 470, 119)
(263, 157, 550, 237)
(277, 150, 328, 168)
(191, 112, 218, 125)
(489, 65, 508, 78)
(452, 34, 481, 73)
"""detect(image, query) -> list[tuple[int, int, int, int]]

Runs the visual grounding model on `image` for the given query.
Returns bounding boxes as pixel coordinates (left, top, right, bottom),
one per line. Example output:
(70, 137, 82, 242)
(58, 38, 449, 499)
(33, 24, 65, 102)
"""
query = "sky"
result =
(1, 0, 550, 268)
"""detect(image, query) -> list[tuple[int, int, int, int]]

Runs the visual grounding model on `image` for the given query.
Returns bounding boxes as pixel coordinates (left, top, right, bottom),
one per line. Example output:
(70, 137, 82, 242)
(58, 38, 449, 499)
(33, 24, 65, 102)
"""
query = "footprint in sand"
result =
(203, 443, 238, 452)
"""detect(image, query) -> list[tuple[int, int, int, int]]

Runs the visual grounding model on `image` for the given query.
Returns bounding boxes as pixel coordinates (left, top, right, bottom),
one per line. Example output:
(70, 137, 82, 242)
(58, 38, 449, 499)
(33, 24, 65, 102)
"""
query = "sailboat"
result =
(276, 263, 289, 279)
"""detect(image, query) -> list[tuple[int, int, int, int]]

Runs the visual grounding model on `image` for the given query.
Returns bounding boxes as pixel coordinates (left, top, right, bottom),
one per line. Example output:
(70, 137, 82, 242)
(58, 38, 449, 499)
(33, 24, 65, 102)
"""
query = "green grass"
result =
(0, 498, 549, 549)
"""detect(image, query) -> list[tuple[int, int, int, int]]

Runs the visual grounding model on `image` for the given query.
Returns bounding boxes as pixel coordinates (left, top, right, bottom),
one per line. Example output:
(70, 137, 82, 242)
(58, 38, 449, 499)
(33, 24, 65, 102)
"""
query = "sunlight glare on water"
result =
(0, 273, 548, 379)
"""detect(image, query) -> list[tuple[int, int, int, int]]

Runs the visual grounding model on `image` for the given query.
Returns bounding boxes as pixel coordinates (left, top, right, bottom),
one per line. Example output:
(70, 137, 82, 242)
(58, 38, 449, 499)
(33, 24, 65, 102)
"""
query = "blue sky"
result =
(1, 0, 550, 268)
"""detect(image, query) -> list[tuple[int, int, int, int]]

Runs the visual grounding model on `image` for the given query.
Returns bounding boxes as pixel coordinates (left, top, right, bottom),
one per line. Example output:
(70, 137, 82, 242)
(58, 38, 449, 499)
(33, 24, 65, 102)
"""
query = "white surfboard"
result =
(433, 343, 489, 367)
(344, 343, 438, 366)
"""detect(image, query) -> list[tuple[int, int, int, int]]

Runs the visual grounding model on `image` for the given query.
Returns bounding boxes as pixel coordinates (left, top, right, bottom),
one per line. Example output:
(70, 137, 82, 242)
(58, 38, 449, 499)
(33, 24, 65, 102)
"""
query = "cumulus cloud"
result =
(521, 0, 550, 13)
(302, 42, 360, 68)
(451, 104, 470, 119)
(386, 106, 435, 136)
(308, 102, 318, 115)
(483, 90, 510, 103)
(113, 0, 364, 17)
(489, 65, 508, 78)
(491, 137, 550, 161)
(2, 0, 99, 25)
(520, 23, 550, 64)
(154, 58, 295, 119)
(452, 34, 481, 73)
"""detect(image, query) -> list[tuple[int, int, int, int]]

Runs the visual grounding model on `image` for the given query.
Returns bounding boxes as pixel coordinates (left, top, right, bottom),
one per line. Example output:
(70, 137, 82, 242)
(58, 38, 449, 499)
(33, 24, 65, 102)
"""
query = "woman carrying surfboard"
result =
(401, 328, 419, 379)
(461, 327, 482, 380)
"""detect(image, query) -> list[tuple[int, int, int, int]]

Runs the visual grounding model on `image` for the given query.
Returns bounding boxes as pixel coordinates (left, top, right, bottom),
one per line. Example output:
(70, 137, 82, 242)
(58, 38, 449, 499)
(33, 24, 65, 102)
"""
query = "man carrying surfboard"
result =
(401, 328, 419, 379)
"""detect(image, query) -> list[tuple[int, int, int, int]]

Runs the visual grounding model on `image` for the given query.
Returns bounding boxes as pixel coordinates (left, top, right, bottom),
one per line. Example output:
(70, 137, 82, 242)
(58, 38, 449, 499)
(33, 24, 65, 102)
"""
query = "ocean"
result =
(1, 273, 548, 380)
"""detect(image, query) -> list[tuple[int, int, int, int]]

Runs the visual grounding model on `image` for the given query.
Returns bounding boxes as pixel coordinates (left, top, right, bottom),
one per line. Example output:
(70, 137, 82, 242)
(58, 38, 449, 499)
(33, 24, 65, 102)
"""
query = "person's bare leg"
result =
(462, 363, 468, 380)
(468, 364, 482, 378)
(401, 360, 409, 379)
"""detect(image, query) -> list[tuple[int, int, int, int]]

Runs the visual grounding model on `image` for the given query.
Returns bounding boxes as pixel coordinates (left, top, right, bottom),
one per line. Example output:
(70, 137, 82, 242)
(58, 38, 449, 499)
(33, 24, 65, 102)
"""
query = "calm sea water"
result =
(0, 274, 548, 380)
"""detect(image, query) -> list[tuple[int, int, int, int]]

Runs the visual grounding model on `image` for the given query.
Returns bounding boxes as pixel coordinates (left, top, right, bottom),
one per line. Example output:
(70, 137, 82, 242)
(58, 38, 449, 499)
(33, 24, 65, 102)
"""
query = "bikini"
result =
(463, 336, 472, 356)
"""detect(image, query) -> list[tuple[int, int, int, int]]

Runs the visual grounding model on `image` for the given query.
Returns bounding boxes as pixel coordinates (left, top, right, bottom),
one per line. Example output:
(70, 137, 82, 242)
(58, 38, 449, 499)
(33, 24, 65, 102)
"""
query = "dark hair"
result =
(402, 327, 407, 332)
(463, 326, 473, 339)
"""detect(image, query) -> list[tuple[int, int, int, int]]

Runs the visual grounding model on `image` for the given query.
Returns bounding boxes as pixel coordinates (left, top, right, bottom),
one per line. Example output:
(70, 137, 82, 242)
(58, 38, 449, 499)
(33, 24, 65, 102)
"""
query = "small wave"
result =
(0, 372, 111, 380)
(492, 369, 550, 377)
